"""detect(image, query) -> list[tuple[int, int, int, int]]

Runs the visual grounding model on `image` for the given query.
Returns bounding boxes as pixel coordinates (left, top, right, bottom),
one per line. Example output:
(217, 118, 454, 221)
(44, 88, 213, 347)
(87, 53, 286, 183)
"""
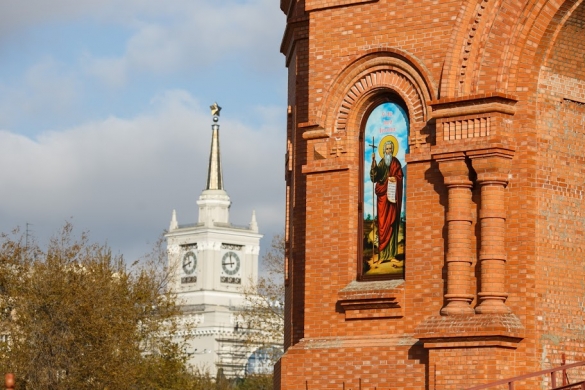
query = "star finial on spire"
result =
(210, 102, 221, 119)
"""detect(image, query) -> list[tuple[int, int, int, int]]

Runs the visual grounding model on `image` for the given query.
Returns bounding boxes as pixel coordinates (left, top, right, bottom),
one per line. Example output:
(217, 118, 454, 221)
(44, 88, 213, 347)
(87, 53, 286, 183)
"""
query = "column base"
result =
(475, 292, 510, 314)
(441, 294, 475, 315)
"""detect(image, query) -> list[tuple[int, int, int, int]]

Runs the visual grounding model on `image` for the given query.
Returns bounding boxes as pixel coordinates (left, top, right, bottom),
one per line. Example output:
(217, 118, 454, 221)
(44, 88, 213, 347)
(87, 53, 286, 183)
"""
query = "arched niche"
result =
(359, 98, 410, 280)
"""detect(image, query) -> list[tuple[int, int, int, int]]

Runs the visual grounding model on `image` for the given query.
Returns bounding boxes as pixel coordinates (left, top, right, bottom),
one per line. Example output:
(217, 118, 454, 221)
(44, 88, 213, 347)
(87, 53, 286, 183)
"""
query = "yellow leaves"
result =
(0, 225, 191, 389)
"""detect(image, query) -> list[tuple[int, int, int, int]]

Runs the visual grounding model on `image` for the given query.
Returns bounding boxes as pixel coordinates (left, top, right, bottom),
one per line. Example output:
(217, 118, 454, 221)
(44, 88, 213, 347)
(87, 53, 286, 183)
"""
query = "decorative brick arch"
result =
(317, 50, 436, 144)
(439, 0, 506, 98)
(502, 0, 583, 94)
(539, 0, 585, 67)
(439, 0, 585, 97)
(334, 69, 424, 132)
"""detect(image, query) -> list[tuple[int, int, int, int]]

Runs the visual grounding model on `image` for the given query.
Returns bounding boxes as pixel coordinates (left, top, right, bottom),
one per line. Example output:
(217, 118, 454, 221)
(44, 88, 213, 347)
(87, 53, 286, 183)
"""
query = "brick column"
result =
(469, 150, 514, 314)
(437, 153, 475, 315)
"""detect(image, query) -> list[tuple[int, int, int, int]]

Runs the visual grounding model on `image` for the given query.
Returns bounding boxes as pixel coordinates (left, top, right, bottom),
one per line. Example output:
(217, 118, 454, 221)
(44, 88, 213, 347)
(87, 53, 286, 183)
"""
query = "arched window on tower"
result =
(360, 100, 409, 280)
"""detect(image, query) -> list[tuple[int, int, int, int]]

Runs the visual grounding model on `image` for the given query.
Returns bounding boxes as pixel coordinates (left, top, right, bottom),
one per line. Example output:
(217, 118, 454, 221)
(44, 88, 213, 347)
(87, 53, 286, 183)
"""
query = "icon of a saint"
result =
(370, 137, 404, 263)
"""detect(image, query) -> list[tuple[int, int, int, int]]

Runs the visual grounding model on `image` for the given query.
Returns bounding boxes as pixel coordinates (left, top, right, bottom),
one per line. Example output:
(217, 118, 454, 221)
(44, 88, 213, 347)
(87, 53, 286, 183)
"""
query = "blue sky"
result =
(0, 0, 286, 262)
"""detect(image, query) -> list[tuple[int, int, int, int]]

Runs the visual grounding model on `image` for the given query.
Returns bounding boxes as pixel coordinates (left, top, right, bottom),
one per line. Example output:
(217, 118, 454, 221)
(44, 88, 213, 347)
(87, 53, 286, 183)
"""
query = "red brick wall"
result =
(278, 0, 585, 388)
(279, 341, 427, 389)
(430, 347, 520, 389)
(534, 0, 585, 373)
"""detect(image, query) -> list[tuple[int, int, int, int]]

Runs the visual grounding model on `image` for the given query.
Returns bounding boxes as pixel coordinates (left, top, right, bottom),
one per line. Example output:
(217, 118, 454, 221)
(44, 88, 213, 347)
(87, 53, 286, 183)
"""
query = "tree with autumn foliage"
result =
(0, 223, 196, 390)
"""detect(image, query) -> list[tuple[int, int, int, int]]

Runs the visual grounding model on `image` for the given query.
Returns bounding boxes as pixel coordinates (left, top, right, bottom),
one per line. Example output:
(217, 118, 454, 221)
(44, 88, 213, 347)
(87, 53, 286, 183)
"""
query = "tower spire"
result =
(206, 102, 223, 190)
(198, 103, 231, 226)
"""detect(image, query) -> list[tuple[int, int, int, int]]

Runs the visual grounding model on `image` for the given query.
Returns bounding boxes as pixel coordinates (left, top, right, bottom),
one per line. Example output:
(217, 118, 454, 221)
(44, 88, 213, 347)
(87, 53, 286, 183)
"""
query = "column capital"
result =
(434, 152, 472, 187)
(468, 148, 515, 184)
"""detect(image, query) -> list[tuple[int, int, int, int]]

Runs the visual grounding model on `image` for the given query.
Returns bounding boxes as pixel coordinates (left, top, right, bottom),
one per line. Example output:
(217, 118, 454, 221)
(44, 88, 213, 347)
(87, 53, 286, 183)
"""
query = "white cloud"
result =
(0, 1, 112, 37)
(77, 0, 284, 86)
(0, 89, 285, 260)
(1, 0, 284, 87)
(0, 1, 286, 260)
(0, 57, 80, 129)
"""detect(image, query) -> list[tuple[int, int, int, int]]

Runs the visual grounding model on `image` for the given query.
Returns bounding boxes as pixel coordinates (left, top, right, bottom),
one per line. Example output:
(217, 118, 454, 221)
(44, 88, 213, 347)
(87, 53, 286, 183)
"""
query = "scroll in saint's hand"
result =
(387, 180, 396, 203)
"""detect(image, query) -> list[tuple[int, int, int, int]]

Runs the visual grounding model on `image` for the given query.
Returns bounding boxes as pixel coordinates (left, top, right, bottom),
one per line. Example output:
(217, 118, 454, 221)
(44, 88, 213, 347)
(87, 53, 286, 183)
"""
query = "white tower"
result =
(165, 103, 262, 377)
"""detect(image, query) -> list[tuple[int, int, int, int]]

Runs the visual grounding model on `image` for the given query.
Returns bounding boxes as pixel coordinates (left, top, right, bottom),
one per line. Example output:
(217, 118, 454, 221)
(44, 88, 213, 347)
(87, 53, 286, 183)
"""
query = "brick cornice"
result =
(430, 93, 518, 119)
(305, 0, 378, 12)
(300, 123, 327, 140)
(431, 145, 516, 160)
(429, 92, 518, 106)
(430, 93, 518, 151)
(280, 17, 309, 64)
(432, 148, 515, 160)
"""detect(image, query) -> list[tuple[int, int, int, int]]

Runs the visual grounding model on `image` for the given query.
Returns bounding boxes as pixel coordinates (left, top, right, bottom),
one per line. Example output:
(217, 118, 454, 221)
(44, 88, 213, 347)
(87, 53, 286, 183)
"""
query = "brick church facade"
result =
(276, 0, 585, 388)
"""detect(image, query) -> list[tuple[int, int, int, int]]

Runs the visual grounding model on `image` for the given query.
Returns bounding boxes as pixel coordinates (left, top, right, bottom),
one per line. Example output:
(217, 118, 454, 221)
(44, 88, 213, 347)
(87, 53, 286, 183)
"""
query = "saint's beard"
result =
(384, 154, 392, 165)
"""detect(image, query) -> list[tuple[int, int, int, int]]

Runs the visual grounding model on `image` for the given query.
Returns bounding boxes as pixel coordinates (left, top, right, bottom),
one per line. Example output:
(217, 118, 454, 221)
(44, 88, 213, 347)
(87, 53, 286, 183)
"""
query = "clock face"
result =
(182, 251, 197, 275)
(221, 251, 241, 275)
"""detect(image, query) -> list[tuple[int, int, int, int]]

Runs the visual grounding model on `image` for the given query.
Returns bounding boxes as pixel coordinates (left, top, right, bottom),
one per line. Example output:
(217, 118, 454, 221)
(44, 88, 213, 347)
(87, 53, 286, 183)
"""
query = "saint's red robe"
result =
(371, 156, 404, 259)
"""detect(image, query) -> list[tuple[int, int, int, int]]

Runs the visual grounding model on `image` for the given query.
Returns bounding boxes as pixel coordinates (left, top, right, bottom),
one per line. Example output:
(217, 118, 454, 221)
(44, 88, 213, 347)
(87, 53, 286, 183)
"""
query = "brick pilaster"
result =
(469, 149, 514, 314)
(436, 153, 475, 315)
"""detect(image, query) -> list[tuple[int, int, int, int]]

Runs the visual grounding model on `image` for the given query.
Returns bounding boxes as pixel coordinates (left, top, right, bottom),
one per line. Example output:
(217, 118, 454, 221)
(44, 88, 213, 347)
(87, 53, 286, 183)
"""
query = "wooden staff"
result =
(368, 137, 378, 262)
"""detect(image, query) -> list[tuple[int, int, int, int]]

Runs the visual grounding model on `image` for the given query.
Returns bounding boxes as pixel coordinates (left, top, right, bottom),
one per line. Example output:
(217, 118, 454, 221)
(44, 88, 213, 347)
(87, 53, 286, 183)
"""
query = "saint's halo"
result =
(378, 135, 399, 158)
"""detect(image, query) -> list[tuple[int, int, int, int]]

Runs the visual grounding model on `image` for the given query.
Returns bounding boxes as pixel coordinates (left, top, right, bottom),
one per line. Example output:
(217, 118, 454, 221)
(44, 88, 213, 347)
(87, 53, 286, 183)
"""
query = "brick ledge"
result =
(302, 160, 351, 174)
(414, 313, 525, 348)
(337, 280, 404, 319)
(292, 334, 418, 350)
